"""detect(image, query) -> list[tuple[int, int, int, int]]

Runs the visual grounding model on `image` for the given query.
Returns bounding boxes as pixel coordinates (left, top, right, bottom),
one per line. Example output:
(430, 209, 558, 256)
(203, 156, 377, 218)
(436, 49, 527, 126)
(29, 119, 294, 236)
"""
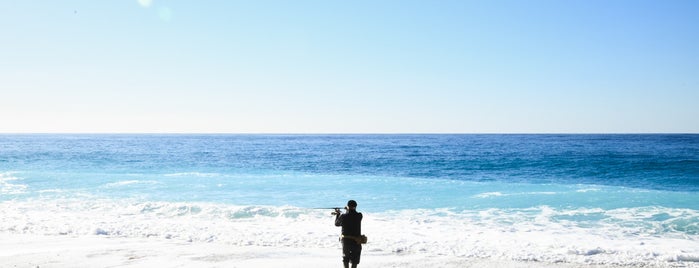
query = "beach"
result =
(1, 234, 651, 268)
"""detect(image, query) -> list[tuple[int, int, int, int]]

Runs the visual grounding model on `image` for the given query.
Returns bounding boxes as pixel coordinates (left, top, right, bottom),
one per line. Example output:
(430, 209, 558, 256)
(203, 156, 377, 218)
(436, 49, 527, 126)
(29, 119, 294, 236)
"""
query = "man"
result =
(334, 200, 363, 268)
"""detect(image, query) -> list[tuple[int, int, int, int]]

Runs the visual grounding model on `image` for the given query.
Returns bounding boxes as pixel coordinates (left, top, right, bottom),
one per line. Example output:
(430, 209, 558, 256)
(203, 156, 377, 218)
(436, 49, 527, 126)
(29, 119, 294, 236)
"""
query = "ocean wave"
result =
(472, 192, 505, 198)
(472, 191, 557, 199)
(576, 187, 601, 193)
(163, 172, 221, 178)
(0, 172, 27, 195)
(37, 189, 65, 194)
(1, 199, 698, 267)
(675, 255, 699, 262)
(102, 180, 161, 188)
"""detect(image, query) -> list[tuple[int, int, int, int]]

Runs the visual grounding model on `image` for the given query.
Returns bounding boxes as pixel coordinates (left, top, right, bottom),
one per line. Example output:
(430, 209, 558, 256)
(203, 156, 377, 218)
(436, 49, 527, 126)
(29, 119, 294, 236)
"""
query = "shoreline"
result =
(1, 234, 693, 268)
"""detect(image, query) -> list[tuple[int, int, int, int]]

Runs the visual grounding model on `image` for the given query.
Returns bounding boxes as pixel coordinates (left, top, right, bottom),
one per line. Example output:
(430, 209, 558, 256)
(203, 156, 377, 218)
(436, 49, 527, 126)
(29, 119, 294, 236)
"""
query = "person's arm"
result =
(334, 209, 343, 227)
(358, 213, 362, 234)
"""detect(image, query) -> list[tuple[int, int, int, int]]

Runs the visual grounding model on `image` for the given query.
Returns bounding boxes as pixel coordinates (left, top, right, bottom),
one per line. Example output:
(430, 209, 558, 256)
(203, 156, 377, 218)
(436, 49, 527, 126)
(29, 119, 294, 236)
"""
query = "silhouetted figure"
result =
(334, 200, 363, 268)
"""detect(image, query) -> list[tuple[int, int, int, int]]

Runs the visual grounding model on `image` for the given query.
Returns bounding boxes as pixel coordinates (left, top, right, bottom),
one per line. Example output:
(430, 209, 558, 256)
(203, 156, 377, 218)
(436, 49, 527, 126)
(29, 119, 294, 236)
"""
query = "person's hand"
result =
(333, 208, 341, 215)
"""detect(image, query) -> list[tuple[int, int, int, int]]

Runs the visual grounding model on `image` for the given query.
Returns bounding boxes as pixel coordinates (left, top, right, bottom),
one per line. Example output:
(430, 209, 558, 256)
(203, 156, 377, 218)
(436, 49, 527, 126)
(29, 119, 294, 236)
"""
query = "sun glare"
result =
(137, 0, 152, 8)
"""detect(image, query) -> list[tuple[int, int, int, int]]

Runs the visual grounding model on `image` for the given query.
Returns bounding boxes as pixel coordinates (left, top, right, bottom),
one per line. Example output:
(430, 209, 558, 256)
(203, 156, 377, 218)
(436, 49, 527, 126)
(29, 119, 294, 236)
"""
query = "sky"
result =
(1, 0, 697, 133)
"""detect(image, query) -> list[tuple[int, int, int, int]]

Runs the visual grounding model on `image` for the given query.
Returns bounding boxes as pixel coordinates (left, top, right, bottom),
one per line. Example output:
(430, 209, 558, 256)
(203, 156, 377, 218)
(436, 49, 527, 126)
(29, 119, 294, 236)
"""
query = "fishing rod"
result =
(313, 207, 344, 215)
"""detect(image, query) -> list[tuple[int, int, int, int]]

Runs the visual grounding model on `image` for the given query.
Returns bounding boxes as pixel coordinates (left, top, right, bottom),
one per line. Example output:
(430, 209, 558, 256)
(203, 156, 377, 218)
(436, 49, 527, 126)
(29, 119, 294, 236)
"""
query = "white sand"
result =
(0, 234, 661, 268)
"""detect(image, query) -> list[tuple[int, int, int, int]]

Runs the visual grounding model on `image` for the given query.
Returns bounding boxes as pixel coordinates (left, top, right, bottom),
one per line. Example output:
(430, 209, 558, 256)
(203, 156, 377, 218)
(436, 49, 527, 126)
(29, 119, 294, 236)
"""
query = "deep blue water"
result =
(1, 134, 697, 211)
(2, 134, 698, 190)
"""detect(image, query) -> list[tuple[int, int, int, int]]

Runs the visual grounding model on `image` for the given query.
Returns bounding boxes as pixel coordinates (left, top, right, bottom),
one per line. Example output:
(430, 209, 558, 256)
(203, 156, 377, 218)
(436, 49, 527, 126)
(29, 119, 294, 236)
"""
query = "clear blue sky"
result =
(1, 0, 697, 133)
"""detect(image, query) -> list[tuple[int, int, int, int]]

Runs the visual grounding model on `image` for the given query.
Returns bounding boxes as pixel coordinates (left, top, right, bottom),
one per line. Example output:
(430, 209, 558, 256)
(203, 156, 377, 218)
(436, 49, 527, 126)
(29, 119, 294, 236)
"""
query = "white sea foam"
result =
(523, 191, 557, 195)
(163, 172, 220, 178)
(0, 172, 27, 195)
(102, 180, 160, 188)
(472, 191, 558, 199)
(1, 199, 698, 267)
(576, 188, 601, 193)
(37, 189, 65, 194)
(473, 192, 505, 198)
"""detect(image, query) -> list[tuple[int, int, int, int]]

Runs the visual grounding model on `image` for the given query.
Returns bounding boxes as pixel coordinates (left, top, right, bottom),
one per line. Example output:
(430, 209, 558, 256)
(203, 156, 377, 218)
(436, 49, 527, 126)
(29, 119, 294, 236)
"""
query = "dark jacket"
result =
(335, 209, 362, 236)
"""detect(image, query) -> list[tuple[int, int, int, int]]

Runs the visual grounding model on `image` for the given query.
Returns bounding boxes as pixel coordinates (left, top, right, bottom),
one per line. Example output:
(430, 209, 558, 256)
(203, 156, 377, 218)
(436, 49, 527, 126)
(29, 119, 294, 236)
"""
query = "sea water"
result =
(1, 134, 698, 266)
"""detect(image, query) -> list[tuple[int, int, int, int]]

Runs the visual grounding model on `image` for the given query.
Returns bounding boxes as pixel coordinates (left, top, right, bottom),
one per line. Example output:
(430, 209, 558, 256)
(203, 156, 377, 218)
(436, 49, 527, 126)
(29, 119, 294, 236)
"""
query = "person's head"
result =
(346, 200, 357, 210)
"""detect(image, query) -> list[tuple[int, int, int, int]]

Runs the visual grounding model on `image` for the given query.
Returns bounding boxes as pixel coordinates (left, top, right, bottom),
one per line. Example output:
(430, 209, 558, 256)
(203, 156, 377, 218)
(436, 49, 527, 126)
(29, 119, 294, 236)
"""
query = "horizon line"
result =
(1, 132, 697, 135)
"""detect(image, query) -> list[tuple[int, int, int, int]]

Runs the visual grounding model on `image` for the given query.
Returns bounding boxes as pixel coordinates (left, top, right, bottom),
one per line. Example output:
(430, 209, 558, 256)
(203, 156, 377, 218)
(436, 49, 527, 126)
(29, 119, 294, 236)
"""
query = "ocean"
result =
(1, 134, 698, 266)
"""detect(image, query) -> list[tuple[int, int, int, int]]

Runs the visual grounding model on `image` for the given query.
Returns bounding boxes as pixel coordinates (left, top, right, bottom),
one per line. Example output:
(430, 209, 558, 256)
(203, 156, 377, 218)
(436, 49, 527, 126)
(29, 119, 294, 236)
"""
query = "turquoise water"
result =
(1, 134, 698, 265)
(2, 134, 698, 209)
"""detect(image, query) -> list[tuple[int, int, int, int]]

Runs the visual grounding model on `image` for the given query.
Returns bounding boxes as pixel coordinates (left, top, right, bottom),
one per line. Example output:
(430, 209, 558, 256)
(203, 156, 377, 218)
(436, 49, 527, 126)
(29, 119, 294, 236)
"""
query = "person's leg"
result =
(342, 241, 351, 268)
(343, 262, 350, 268)
(349, 242, 362, 267)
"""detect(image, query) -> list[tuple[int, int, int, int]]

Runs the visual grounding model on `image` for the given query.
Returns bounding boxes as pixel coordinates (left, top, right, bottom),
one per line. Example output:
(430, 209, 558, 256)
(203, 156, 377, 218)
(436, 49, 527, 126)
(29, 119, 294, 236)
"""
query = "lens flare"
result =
(137, 0, 152, 8)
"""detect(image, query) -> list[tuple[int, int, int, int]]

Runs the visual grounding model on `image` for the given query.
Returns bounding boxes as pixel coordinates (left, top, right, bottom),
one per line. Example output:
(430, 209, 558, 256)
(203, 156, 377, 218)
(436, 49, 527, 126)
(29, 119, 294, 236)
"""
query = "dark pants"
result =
(342, 239, 362, 264)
